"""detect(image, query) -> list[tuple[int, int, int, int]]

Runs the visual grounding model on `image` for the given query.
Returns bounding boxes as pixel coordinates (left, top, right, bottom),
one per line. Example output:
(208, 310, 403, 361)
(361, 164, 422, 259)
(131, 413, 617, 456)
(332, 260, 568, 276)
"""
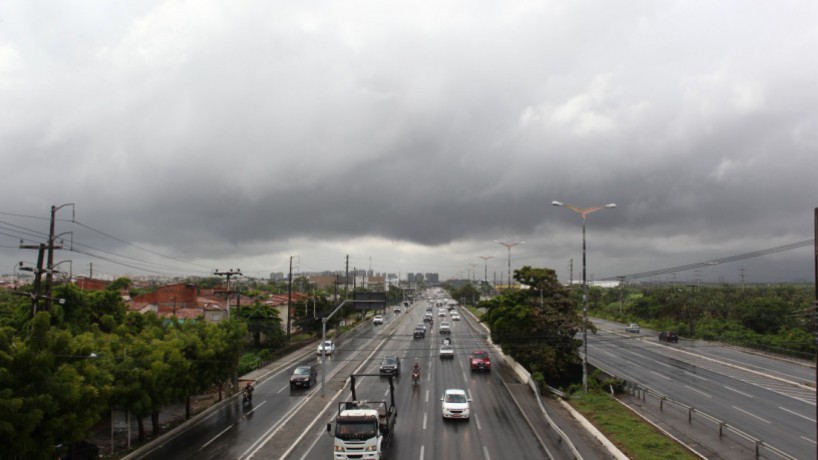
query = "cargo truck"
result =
(327, 374, 397, 459)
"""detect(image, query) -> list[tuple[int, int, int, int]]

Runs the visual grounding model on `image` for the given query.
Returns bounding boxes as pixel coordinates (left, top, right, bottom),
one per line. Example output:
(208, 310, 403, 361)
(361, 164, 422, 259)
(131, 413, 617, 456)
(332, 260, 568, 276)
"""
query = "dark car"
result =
(290, 365, 318, 388)
(379, 355, 401, 376)
(414, 326, 426, 339)
(659, 331, 679, 343)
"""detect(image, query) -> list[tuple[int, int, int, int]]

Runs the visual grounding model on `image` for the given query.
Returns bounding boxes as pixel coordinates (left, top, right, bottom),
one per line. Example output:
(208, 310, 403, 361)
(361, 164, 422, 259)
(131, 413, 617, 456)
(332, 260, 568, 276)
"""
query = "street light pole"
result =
(553, 200, 616, 393)
(494, 240, 524, 289)
(478, 256, 494, 293)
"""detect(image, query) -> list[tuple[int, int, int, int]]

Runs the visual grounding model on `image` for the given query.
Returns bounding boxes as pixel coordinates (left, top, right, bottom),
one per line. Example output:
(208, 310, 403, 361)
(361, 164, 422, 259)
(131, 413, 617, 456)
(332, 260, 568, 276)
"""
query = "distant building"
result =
(76, 276, 111, 291)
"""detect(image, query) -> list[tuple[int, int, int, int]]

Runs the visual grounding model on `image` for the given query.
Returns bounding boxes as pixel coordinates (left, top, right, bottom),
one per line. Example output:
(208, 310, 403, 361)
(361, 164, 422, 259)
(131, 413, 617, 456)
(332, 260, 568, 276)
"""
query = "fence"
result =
(620, 377, 797, 459)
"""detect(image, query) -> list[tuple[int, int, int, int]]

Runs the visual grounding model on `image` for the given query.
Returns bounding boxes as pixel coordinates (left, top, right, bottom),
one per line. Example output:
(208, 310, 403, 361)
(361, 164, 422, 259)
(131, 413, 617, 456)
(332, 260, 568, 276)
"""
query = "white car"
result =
(373, 315, 384, 325)
(439, 322, 451, 334)
(317, 340, 335, 355)
(625, 323, 640, 333)
(451, 312, 461, 321)
(441, 389, 471, 420)
(439, 344, 454, 359)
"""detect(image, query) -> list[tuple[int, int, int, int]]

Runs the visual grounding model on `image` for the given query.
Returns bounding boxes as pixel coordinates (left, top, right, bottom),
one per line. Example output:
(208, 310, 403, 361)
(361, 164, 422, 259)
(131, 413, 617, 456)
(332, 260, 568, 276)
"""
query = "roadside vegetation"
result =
(585, 283, 815, 358)
(445, 266, 584, 387)
(570, 390, 698, 460)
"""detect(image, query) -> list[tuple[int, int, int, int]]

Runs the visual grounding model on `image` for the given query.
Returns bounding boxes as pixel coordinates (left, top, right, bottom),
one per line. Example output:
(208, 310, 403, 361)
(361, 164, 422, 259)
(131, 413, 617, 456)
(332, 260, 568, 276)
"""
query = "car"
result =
(289, 365, 318, 389)
(373, 315, 384, 325)
(470, 350, 491, 372)
(317, 340, 336, 355)
(413, 326, 426, 339)
(379, 355, 401, 376)
(394, 306, 401, 313)
(438, 309, 446, 317)
(439, 322, 451, 334)
(439, 344, 454, 359)
(423, 312, 434, 323)
(659, 331, 679, 343)
(625, 323, 640, 333)
(441, 389, 471, 420)
(451, 312, 461, 321)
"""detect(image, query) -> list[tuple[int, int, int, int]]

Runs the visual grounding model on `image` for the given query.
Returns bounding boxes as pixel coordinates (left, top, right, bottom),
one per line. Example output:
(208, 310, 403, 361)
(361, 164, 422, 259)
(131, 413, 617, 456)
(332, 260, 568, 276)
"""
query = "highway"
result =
(284, 300, 549, 460)
(135, 294, 580, 459)
(588, 318, 816, 460)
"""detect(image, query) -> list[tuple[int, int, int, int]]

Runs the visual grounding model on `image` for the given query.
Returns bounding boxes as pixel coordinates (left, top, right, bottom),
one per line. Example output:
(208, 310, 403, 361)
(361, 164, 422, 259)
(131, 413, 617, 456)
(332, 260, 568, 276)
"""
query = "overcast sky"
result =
(1, 1, 816, 285)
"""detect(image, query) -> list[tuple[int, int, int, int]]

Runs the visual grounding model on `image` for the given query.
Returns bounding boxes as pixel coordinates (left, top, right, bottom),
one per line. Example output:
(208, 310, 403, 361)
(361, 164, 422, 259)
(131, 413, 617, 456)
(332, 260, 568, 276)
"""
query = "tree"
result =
(0, 313, 112, 459)
(482, 266, 582, 386)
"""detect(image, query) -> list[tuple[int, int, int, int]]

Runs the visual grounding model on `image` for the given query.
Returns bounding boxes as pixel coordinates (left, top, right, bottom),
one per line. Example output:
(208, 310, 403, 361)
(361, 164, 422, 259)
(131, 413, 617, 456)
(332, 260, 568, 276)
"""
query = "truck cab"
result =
(328, 374, 397, 460)
(330, 407, 383, 459)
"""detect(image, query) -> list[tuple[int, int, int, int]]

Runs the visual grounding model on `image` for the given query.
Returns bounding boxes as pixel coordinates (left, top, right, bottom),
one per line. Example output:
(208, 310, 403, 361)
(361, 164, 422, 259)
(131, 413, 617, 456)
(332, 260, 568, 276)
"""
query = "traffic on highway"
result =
(134, 289, 563, 460)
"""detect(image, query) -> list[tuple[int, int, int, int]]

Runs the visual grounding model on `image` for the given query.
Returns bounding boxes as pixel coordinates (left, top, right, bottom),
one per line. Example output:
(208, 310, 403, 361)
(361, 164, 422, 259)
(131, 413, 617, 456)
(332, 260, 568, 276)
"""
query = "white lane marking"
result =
(277, 383, 289, 393)
(649, 370, 671, 381)
(200, 425, 233, 450)
(420, 445, 425, 459)
(423, 412, 427, 430)
(780, 406, 816, 422)
(483, 445, 491, 460)
(724, 386, 754, 398)
(684, 385, 712, 398)
(425, 389, 429, 403)
(474, 412, 482, 430)
(801, 436, 817, 445)
(683, 370, 708, 381)
(732, 405, 771, 424)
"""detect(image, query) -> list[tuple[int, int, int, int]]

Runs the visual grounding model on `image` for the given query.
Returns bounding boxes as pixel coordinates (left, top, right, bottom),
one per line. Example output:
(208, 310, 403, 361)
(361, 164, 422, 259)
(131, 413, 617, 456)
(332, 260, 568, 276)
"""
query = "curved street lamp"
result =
(494, 240, 525, 289)
(552, 200, 616, 393)
(478, 256, 494, 293)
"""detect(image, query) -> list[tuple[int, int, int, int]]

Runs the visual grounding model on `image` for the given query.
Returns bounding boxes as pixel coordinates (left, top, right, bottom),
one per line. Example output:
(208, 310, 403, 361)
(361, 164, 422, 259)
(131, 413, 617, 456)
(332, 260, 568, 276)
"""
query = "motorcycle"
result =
(411, 368, 420, 384)
(242, 388, 253, 404)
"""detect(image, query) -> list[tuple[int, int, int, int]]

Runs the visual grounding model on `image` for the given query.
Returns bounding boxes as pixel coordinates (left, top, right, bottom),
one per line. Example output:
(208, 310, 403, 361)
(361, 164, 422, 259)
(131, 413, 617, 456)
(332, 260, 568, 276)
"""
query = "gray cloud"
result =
(1, 1, 816, 283)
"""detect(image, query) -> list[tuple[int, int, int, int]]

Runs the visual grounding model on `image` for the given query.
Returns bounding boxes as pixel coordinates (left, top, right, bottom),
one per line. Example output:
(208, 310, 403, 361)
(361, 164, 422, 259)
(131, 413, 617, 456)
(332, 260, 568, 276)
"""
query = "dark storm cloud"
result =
(1, 1, 816, 281)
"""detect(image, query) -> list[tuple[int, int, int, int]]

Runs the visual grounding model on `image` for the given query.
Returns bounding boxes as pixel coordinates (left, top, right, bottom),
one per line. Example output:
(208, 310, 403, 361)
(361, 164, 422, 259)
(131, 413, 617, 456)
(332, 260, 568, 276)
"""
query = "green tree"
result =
(0, 313, 112, 460)
(482, 266, 582, 386)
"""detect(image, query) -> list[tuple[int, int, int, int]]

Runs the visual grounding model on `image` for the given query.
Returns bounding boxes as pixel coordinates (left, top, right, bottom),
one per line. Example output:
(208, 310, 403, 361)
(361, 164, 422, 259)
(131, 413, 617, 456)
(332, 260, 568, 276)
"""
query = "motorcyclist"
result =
(411, 361, 421, 381)
(243, 381, 254, 402)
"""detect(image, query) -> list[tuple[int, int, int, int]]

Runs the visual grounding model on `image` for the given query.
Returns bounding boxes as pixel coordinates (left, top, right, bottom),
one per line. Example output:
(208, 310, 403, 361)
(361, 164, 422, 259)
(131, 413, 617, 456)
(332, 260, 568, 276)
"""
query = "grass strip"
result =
(570, 391, 698, 460)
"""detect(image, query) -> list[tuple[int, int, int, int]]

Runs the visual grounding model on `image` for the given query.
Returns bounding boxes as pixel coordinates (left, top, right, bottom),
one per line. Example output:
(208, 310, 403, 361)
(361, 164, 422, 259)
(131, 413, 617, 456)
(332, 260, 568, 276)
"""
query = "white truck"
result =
(327, 374, 396, 459)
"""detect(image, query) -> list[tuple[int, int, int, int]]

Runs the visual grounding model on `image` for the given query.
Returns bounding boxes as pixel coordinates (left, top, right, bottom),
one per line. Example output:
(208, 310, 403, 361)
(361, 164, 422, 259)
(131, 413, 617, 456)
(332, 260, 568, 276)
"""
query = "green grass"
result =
(570, 391, 697, 460)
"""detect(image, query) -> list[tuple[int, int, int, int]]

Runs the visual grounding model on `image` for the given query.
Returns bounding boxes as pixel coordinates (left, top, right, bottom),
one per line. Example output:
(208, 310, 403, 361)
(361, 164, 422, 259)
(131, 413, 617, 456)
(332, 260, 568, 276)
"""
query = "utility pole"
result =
(287, 256, 294, 339)
(214, 269, 242, 319)
(618, 276, 626, 315)
(345, 255, 349, 299)
(812, 206, 817, 456)
(17, 243, 46, 317)
(45, 203, 73, 312)
(569, 258, 574, 287)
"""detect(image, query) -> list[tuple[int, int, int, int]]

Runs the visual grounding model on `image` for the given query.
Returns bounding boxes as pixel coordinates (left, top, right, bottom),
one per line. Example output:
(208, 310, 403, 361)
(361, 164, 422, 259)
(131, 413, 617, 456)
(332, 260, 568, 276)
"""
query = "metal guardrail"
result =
(619, 377, 797, 460)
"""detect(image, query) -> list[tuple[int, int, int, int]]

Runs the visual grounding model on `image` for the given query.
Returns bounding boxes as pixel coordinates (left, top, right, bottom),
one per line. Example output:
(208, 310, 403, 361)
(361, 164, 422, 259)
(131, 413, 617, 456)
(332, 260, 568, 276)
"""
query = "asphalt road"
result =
(589, 318, 816, 460)
(282, 300, 551, 460)
(134, 296, 579, 460)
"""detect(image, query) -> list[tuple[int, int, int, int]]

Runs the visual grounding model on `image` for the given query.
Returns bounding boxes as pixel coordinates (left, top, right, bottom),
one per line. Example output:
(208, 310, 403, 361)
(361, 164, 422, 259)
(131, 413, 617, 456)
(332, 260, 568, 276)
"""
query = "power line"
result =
(602, 239, 814, 281)
(71, 219, 213, 271)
